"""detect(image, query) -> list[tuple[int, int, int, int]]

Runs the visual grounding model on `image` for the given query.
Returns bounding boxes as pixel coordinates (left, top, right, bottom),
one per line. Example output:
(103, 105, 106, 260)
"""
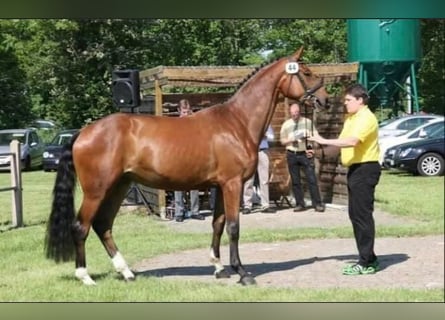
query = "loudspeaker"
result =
(112, 69, 140, 108)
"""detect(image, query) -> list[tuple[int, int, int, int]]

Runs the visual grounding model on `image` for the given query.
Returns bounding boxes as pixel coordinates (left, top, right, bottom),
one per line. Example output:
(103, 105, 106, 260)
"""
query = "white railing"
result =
(0, 140, 23, 227)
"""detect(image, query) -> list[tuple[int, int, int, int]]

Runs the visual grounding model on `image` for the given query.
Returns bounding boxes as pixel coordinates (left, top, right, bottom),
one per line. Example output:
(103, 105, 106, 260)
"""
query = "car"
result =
(378, 114, 443, 139)
(0, 128, 45, 171)
(29, 119, 56, 130)
(379, 118, 444, 164)
(383, 125, 444, 176)
(42, 129, 78, 171)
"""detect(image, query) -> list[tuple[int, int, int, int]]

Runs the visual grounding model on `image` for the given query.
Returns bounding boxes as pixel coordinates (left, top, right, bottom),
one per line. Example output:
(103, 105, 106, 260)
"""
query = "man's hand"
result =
(307, 132, 323, 144)
(305, 149, 315, 158)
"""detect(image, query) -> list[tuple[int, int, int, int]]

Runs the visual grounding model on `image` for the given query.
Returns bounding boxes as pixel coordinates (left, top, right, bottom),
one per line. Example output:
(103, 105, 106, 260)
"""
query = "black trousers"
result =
(347, 162, 381, 266)
(286, 151, 322, 207)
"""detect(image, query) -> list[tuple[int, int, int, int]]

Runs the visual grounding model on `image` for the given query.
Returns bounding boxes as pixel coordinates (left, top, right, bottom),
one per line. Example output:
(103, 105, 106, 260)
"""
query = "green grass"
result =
(375, 170, 444, 235)
(0, 170, 443, 301)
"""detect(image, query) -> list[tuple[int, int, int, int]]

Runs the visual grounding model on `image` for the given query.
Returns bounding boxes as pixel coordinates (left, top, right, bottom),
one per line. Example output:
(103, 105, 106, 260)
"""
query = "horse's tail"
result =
(45, 131, 80, 263)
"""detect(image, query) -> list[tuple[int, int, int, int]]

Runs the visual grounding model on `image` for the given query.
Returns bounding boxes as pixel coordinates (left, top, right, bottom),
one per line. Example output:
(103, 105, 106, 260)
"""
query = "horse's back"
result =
(72, 108, 255, 189)
(72, 112, 215, 188)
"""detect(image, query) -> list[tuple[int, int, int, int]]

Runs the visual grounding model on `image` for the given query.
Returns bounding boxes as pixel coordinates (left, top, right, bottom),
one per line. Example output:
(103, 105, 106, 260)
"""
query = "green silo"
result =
(347, 19, 422, 113)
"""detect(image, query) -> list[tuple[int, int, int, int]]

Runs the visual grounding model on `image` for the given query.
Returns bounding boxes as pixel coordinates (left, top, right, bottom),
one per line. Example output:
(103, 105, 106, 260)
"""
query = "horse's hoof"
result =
(124, 276, 136, 282)
(239, 275, 256, 286)
(81, 278, 97, 286)
(214, 269, 230, 279)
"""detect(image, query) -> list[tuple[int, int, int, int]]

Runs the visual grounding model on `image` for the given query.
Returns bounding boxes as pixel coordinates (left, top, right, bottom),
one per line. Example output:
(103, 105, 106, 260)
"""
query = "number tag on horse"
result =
(285, 62, 299, 74)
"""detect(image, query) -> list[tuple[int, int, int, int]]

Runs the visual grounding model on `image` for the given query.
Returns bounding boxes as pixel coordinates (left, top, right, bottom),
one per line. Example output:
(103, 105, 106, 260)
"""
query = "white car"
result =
(378, 114, 443, 139)
(379, 118, 444, 165)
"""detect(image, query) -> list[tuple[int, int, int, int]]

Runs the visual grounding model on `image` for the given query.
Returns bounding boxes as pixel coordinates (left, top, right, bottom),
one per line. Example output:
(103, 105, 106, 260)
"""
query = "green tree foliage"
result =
(0, 21, 33, 129)
(143, 19, 266, 66)
(22, 19, 158, 128)
(0, 19, 442, 129)
(257, 19, 347, 63)
(2, 19, 158, 128)
(418, 19, 444, 115)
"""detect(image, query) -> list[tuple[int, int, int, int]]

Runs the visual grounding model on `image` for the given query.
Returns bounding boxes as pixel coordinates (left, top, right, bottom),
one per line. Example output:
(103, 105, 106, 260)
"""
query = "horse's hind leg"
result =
(73, 197, 102, 285)
(210, 186, 230, 279)
(92, 179, 135, 282)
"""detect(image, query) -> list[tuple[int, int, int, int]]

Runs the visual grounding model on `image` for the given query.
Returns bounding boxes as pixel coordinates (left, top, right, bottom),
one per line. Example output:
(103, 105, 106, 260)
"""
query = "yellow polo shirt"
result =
(339, 106, 380, 167)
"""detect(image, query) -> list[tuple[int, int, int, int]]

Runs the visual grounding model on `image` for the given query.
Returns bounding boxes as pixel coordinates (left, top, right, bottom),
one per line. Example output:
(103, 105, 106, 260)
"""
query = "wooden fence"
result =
(0, 140, 23, 227)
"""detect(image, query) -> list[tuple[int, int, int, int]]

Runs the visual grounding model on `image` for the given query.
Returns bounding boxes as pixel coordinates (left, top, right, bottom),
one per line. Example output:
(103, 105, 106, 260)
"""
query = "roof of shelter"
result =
(140, 63, 359, 90)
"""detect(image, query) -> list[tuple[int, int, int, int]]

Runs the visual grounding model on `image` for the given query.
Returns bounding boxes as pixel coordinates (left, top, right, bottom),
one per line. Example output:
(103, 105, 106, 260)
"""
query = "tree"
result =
(257, 19, 347, 63)
(0, 21, 33, 129)
(2, 18, 442, 129)
(418, 19, 444, 115)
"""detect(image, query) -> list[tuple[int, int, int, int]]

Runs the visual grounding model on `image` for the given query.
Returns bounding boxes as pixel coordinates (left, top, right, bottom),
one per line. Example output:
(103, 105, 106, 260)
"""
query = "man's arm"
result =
(308, 133, 360, 148)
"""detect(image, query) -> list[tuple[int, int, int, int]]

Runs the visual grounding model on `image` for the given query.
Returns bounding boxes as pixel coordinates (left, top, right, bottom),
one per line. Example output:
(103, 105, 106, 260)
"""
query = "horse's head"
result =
(278, 47, 330, 111)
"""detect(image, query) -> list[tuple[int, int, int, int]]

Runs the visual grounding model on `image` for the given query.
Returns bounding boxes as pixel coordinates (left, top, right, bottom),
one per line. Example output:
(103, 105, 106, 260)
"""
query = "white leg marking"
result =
(112, 251, 135, 280)
(209, 248, 225, 274)
(75, 267, 96, 285)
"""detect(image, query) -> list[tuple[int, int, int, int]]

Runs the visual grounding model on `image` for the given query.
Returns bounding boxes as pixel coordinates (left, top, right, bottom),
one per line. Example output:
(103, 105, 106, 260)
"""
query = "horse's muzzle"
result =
(312, 96, 330, 111)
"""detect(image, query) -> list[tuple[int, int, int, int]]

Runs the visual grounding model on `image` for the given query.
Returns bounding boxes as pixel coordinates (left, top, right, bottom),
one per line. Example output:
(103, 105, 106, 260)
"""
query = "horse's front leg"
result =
(210, 186, 230, 279)
(223, 179, 256, 285)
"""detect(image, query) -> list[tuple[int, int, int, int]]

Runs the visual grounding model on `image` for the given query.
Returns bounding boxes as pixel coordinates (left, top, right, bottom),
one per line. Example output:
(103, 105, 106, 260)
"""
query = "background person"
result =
(173, 99, 205, 222)
(308, 84, 381, 275)
(242, 125, 276, 214)
(280, 102, 325, 212)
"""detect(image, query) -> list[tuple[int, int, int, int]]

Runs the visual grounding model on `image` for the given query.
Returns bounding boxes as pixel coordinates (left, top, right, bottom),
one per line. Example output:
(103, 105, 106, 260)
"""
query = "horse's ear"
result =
(292, 46, 304, 60)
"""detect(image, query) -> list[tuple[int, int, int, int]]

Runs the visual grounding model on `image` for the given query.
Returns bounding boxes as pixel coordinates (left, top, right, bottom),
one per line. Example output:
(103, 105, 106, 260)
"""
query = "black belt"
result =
(287, 149, 306, 155)
(259, 148, 267, 151)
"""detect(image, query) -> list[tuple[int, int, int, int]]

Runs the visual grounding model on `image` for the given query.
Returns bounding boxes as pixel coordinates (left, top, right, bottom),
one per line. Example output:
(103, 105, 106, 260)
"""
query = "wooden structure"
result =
(129, 62, 359, 216)
(0, 140, 23, 227)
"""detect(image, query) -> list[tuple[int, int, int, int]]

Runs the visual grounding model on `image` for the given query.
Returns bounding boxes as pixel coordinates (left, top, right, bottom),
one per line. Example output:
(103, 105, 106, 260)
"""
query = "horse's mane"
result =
(235, 58, 279, 90)
(223, 57, 280, 103)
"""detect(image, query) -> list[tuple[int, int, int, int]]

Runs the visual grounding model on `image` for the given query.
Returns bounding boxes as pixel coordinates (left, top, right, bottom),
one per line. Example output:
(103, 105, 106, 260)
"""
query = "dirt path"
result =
(132, 205, 444, 290)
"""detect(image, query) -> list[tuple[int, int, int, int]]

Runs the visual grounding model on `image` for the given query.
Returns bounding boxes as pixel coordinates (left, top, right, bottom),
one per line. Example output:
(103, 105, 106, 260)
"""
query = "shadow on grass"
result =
(0, 219, 47, 233)
(134, 253, 409, 279)
(383, 169, 416, 177)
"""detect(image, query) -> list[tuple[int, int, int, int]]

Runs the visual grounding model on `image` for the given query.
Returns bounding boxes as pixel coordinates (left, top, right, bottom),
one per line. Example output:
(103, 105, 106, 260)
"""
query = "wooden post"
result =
(10, 140, 23, 227)
(154, 80, 167, 219)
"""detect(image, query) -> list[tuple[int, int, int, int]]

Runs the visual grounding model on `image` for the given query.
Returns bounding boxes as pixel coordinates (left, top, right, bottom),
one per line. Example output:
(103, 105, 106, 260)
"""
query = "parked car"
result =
(383, 125, 445, 176)
(379, 118, 444, 164)
(29, 119, 56, 130)
(378, 114, 443, 139)
(43, 129, 78, 171)
(0, 128, 45, 171)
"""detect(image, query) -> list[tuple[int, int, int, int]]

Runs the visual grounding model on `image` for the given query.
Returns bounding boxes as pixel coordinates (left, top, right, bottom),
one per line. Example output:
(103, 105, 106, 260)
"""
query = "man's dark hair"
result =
(345, 84, 369, 105)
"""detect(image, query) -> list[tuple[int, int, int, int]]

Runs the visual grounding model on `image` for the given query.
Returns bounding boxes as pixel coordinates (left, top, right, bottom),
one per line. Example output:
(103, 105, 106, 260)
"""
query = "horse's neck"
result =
(229, 61, 284, 146)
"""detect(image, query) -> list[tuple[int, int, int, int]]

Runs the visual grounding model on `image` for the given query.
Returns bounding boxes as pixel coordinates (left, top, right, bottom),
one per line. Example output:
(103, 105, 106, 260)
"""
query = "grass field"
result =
(0, 169, 443, 302)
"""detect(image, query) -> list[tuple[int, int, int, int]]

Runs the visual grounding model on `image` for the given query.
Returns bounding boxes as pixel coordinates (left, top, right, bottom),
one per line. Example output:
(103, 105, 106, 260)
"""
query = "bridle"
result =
(283, 59, 324, 150)
(295, 72, 324, 104)
(284, 60, 324, 110)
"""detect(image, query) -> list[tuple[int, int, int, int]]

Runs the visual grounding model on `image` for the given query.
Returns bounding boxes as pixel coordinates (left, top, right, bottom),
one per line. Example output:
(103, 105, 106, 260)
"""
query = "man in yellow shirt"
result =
(309, 84, 381, 275)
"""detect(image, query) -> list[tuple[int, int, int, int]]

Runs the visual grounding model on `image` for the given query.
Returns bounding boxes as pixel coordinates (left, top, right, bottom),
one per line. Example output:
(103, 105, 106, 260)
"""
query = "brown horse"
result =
(45, 47, 329, 285)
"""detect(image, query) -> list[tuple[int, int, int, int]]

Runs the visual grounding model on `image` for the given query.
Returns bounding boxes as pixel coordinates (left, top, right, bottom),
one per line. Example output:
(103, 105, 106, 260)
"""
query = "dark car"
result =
(0, 128, 45, 171)
(42, 129, 78, 171)
(383, 125, 444, 176)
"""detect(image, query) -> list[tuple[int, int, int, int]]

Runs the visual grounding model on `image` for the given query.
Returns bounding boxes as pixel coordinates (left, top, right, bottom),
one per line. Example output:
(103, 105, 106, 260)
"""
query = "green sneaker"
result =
(342, 263, 378, 275)
(369, 260, 380, 270)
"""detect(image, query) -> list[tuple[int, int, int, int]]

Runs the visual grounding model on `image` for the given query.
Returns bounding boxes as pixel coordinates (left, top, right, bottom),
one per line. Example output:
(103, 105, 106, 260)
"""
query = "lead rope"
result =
(303, 102, 315, 151)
